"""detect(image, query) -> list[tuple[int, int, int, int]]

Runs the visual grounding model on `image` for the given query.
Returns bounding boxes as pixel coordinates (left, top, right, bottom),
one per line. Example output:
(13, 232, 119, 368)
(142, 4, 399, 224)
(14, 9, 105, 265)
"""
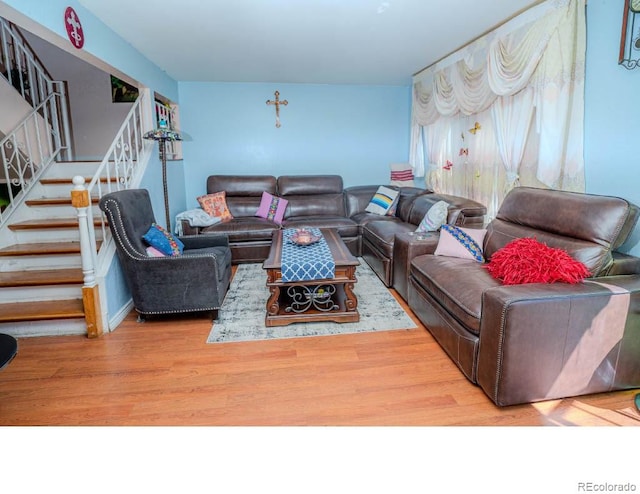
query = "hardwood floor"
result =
(0, 287, 639, 426)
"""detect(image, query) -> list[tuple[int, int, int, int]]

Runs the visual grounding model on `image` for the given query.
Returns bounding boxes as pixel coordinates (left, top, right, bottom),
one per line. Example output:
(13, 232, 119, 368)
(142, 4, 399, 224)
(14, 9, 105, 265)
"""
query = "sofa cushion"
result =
(416, 200, 449, 233)
(277, 175, 343, 196)
(484, 187, 639, 276)
(283, 194, 346, 218)
(183, 245, 232, 282)
(363, 220, 415, 257)
(143, 223, 184, 256)
(485, 237, 591, 285)
(207, 175, 277, 196)
(365, 186, 399, 216)
(197, 192, 233, 221)
(408, 193, 486, 227)
(145, 246, 166, 257)
(207, 175, 277, 218)
(434, 225, 486, 262)
(410, 255, 501, 334)
(282, 216, 358, 238)
(256, 191, 288, 225)
(200, 217, 279, 242)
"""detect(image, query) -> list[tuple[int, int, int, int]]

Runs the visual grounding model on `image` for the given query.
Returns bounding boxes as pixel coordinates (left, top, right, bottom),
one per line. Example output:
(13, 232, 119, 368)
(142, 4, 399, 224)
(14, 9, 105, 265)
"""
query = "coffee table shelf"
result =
(263, 228, 359, 327)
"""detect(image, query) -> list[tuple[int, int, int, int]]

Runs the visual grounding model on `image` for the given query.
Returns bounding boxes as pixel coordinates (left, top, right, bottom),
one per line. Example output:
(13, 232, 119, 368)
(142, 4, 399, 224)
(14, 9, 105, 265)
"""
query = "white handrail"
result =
(0, 87, 68, 227)
(1, 18, 59, 114)
(0, 17, 72, 227)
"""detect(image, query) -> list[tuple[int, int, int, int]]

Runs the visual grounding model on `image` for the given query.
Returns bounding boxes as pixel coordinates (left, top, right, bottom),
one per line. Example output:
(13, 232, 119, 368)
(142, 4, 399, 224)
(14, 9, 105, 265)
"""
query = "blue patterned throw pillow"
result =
(434, 225, 486, 263)
(142, 223, 184, 256)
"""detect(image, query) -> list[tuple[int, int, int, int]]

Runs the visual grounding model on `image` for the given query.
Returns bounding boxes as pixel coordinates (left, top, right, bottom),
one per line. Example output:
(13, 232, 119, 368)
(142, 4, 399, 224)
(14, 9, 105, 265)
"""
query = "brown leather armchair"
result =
(407, 187, 640, 406)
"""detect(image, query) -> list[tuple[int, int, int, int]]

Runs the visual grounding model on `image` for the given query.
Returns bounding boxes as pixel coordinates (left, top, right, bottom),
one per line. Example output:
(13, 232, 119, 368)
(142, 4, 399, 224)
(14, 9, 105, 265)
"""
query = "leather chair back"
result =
(207, 175, 277, 217)
(277, 175, 346, 218)
(484, 187, 640, 276)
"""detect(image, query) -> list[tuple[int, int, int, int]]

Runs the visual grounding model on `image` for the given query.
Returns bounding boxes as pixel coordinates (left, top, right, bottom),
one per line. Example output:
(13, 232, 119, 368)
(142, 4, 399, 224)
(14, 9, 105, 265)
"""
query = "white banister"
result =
(71, 175, 103, 338)
(0, 89, 68, 227)
(71, 176, 97, 287)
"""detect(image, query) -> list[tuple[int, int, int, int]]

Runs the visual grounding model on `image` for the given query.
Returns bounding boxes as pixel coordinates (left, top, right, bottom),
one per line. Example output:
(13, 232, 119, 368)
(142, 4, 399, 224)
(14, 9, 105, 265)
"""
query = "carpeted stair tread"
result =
(8, 218, 104, 230)
(0, 299, 85, 322)
(0, 241, 102, 256)
(0, 268, 84, 287)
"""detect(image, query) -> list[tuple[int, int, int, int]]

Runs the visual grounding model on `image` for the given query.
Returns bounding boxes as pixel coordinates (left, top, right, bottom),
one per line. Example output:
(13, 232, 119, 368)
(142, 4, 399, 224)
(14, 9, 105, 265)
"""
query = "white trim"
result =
(108, 299, 134, 332)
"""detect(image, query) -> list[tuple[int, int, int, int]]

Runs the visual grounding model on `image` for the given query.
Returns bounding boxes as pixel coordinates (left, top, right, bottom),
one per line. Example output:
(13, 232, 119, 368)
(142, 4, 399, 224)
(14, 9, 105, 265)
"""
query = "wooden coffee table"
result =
(262, 228, 360, 327)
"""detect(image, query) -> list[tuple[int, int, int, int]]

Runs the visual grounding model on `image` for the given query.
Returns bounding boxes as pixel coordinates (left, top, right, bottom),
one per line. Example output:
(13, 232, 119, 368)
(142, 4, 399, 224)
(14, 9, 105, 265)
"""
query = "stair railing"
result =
(71, 90, 154, 336)
(0, 17, 72, 227)
(0, 17, 68, 123)
(0, 85, 69, 227)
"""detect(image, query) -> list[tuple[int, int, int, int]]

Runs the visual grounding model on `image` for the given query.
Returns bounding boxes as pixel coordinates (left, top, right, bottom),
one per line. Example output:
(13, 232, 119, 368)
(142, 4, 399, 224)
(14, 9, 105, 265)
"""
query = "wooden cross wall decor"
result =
(266, 91, 288, 128)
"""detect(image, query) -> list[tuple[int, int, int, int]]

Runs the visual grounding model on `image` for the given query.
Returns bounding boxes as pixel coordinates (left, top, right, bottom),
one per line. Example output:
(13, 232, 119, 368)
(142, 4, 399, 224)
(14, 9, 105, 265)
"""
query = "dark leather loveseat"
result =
(407, 187, 640, 406)
(181, 175, 486, 274)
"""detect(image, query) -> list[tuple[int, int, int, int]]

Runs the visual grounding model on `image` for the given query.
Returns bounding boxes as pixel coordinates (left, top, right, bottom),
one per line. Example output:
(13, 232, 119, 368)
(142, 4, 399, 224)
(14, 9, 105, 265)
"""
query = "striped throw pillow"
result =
(365, 186, 399, 216)
(390, 163, 415, 187)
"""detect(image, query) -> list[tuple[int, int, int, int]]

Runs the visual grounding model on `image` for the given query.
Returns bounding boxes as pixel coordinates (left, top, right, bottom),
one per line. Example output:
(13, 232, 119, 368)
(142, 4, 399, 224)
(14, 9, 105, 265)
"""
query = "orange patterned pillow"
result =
(197, 192, 233, 221)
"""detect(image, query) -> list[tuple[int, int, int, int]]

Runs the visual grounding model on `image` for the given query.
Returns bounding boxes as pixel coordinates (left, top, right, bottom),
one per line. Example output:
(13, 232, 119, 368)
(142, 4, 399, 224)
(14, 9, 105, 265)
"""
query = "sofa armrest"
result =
(180, 219, 200, 236)
(179, 234, 229, 249)
(477, 276, 640, 406)
(607, 251, 640, 276)
(392, 233, 440, 300)
(127, 255, 226, 313)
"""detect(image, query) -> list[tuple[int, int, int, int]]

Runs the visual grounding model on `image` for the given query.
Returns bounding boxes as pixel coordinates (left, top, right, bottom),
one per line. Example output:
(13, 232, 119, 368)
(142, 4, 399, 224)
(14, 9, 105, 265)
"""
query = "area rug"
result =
(207, 259, 418, 343)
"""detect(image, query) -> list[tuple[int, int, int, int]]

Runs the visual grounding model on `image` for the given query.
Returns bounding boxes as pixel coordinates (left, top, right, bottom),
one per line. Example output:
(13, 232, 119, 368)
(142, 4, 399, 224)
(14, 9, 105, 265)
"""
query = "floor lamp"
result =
(143, 120, 183, 230)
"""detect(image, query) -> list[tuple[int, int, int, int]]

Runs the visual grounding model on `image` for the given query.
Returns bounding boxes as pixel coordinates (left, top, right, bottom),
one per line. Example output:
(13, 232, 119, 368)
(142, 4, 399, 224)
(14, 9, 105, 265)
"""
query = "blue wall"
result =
(584, 0, 640, 255)
(178, 82, 411, 207)
(2, 0, 178, 102)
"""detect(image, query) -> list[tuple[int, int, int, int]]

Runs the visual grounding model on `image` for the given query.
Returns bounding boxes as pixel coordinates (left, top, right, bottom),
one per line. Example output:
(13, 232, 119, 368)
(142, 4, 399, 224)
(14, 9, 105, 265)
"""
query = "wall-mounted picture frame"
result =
(110, 75, 139, 103)
(619, 0, 640, 69)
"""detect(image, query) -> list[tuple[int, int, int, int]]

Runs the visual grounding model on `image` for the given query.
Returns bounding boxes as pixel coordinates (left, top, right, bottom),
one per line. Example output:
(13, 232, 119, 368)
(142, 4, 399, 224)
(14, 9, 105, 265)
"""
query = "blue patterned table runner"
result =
(281, 228, 336, 282)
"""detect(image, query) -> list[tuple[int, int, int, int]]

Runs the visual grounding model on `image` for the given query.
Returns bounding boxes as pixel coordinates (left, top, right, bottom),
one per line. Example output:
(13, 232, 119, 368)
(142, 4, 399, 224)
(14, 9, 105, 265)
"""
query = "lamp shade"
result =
(143, 119, 183, 141)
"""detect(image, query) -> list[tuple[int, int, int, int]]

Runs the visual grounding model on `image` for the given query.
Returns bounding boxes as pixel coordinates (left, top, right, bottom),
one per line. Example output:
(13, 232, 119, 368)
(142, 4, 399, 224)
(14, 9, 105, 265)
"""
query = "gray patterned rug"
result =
(207, 259, 417, 343)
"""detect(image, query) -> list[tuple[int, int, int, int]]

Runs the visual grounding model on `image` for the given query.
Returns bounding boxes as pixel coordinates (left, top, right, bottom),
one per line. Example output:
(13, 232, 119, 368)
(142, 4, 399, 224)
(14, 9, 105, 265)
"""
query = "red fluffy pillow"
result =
(485, 237, 591, 285)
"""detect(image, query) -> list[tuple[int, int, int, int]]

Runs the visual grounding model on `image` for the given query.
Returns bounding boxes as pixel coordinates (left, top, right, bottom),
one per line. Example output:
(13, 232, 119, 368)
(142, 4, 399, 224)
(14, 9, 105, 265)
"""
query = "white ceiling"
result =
(78, 0, 540, 85)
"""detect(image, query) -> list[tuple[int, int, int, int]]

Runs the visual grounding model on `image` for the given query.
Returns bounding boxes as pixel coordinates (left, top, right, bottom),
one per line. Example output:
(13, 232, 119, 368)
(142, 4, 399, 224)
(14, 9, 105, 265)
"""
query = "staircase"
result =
(0, 160, 108, 336)
(0, 17, 155, 337)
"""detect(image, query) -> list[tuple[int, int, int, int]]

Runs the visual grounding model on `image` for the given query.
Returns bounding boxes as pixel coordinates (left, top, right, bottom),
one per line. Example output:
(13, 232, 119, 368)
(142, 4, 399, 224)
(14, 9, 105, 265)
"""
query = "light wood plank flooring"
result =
(1, 286, 638, 426)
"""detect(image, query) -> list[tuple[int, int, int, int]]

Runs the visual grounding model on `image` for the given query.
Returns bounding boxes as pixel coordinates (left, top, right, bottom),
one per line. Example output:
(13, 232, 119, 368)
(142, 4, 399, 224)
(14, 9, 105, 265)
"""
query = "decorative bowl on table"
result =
(289, 228, 321, 246)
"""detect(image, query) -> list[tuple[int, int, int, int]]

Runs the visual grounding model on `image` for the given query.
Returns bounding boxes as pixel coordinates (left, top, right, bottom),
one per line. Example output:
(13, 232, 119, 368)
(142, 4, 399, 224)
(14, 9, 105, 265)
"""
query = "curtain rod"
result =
(412, 0, 549, 77)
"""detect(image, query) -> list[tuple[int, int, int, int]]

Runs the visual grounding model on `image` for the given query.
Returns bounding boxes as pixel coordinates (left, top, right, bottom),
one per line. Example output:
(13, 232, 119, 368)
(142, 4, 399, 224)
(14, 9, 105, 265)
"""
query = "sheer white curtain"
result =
(409, 0, 586, 219)
(492, 88, 535, 193)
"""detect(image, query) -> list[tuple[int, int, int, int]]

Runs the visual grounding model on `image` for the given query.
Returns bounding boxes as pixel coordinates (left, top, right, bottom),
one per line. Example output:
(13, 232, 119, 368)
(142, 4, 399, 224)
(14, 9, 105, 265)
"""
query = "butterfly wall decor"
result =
(469, 122, 481, 134)
(459, 148, 468, 156)
(443, 160, 453, 170)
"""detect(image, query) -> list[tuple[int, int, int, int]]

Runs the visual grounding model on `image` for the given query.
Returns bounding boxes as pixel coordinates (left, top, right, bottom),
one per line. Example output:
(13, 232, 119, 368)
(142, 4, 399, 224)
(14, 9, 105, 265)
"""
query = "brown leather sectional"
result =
(181, 175, 486, 269)
(184, 176, 640, 407)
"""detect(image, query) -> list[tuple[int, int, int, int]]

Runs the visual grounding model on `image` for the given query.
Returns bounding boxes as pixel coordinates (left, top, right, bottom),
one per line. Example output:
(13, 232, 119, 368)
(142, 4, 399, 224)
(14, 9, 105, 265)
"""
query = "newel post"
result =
(71, 176, 104, 338)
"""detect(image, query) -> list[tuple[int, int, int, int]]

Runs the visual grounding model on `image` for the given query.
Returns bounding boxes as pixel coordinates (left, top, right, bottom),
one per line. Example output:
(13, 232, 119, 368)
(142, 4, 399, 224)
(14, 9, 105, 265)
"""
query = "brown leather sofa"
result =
(358, 190, 486, 288)
(407, 187, 640, 406)
(182, 176, 487, 273)
(182, 174, 365, 262)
